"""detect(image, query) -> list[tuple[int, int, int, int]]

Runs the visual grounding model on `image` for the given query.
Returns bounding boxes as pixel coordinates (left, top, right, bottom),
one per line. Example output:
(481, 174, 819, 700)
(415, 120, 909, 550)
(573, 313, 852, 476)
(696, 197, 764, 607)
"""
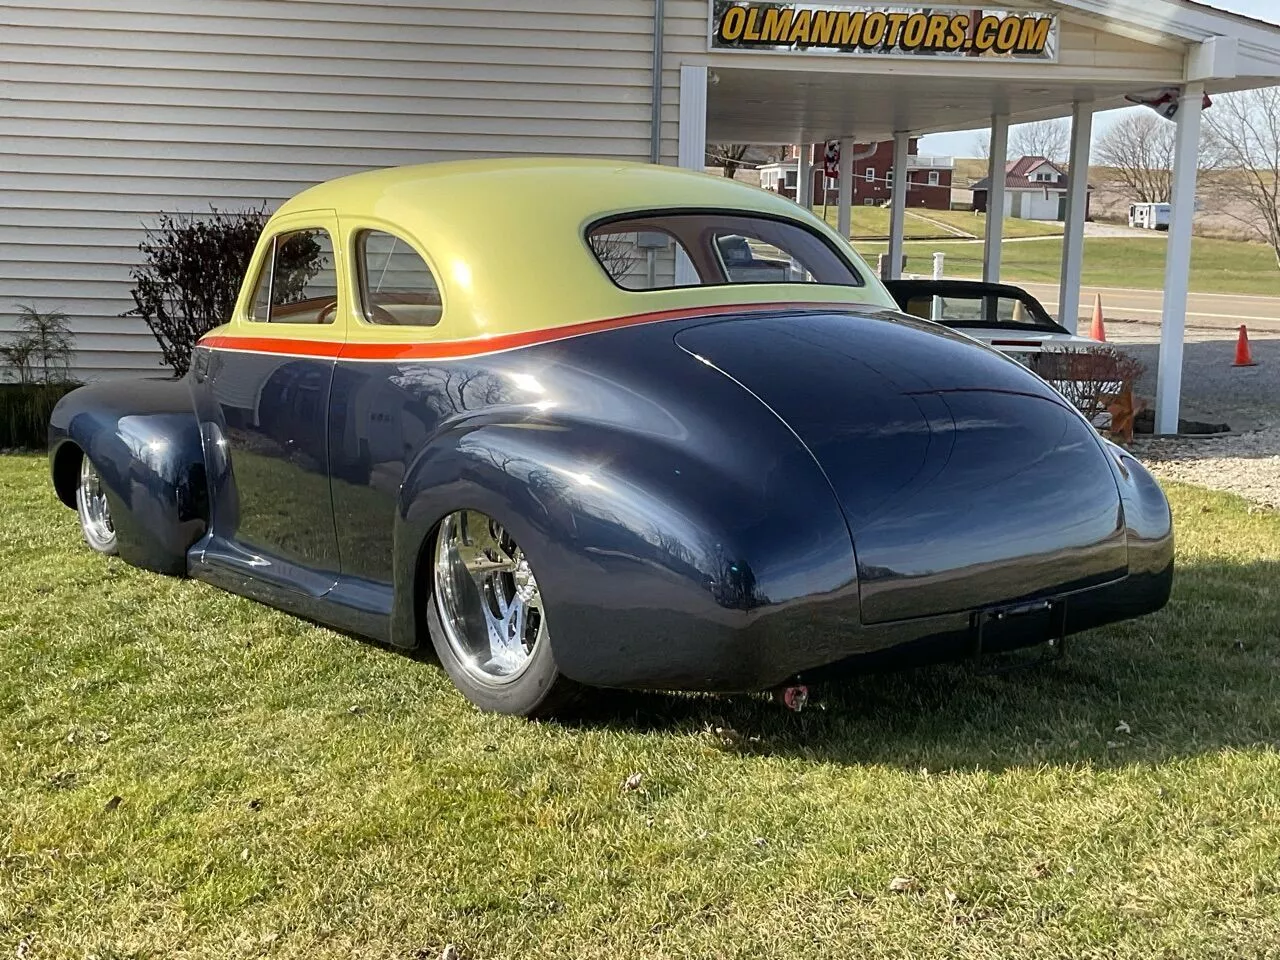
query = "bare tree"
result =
(970, 131, 991, 160)
(1010, 119, 1070, 163)
(1203, 87, 1280, 270)
(1094, 111, 1177, 204)
(707, 143, 750, 178)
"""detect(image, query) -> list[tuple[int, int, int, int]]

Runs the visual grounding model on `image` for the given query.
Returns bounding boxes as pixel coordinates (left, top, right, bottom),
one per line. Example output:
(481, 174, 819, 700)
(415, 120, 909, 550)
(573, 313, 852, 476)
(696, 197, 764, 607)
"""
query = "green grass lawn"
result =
(919, 209, 1064, 240)
(4, 453, 1280, 958)
(810, 206, 1060, 241)
(810, 205, 942, 240)
(852, 235, 1280, 297)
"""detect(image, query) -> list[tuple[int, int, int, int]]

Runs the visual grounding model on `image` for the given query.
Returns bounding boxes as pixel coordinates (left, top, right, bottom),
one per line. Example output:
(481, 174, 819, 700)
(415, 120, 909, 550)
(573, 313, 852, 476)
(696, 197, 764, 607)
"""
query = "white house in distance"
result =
(970, 156, 1092, 221)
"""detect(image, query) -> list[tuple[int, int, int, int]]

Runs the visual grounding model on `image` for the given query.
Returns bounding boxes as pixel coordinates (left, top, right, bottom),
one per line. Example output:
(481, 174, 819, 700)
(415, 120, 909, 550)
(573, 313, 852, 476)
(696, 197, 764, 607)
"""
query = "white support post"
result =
(1155, 82, 1205, 436)
(887, 131, 910, 280)
(675, 64, 707, 285)
(1058, 102, 1094, 334)
(932, 251, 945, 322)
(796, 145, 812, 209)
(837, 136, 854, 239)
(984, 115, 1009, 283)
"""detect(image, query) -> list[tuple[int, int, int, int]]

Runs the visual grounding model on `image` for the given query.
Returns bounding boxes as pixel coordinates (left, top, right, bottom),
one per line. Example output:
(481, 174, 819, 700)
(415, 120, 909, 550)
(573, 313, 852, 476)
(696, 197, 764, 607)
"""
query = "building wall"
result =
(0, 0, 678, 379)
(762, 142, 953, 212)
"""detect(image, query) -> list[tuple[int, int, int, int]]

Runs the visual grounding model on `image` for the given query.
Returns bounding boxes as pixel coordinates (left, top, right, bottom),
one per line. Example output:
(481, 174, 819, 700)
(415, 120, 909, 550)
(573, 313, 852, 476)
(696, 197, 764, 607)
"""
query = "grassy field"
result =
(851, 234, 1280, 297)
(810, 205, 1062, 241)
(4, 453, 1280, 958)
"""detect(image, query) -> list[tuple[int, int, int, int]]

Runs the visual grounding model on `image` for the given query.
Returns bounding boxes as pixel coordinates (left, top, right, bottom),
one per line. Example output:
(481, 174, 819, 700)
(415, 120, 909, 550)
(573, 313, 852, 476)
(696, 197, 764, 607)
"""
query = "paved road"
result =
(1018, 282, 1280, 335)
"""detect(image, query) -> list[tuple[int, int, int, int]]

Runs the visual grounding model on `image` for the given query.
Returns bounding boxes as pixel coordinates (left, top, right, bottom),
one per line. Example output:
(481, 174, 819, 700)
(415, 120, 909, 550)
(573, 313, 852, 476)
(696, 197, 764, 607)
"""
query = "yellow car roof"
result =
(268, 158, 895, 343)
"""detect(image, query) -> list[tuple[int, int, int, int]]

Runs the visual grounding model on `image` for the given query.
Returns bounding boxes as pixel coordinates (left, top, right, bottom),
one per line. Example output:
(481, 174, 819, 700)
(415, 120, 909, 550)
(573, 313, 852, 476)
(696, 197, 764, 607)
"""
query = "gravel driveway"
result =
(1137, 428, 1280, 511)
(1102, 322, 1279, 511)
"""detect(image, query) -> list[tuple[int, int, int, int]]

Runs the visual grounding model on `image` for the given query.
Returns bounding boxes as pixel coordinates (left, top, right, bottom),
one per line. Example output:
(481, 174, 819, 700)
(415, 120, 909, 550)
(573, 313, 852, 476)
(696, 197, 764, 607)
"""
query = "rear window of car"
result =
(586, 212, 863, 291)
(898, 290, 1064, 333)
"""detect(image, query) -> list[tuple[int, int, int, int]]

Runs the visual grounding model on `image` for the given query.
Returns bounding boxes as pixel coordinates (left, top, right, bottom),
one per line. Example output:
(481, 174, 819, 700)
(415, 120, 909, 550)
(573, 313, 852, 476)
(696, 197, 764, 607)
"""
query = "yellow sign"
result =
(711, 2, 1058, 60)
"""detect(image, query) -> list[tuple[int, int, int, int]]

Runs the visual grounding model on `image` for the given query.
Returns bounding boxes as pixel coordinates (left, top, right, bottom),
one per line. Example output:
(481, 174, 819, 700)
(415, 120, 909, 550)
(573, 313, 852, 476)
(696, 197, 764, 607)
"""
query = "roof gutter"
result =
(650, 0, 664, 163)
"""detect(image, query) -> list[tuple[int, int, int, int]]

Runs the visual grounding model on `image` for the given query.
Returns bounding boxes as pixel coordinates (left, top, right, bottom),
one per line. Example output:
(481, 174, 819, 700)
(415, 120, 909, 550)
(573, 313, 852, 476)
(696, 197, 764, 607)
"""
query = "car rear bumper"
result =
(557, 557, 1172, 693)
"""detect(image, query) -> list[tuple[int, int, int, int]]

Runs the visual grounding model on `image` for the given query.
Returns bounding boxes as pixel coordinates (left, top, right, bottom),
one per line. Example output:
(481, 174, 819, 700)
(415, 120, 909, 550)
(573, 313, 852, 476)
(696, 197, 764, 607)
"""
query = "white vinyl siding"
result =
(0, 0, 675, 379)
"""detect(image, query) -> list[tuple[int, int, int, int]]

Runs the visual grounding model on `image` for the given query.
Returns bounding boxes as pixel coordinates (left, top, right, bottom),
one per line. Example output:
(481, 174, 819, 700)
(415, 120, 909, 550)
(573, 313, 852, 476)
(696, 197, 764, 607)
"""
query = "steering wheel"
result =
(316, 300, 339, 325)
(368, 303, 400, 326)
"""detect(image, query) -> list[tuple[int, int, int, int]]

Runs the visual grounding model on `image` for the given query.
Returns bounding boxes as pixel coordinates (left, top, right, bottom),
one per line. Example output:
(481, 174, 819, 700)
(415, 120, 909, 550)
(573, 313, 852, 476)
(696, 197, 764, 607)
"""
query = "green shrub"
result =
(0, 383, 79, 450)
(127, 206, 270, 377)
(1, 304, 75, 386)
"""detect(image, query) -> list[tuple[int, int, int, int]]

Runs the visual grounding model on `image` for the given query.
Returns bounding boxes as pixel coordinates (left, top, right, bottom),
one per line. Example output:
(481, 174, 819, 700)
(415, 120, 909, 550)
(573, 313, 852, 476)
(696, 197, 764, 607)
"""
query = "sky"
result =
(918, 0, 1280, 158)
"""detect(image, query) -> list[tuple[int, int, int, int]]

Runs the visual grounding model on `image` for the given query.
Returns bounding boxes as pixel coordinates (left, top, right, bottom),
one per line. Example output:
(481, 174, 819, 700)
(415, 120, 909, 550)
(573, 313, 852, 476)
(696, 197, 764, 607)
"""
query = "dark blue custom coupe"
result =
(49, 160, 1173, 715)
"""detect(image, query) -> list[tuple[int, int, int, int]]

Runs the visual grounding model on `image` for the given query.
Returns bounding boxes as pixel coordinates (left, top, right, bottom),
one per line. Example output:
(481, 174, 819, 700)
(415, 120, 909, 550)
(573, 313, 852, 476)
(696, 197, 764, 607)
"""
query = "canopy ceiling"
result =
(702, 0, 1280, 144)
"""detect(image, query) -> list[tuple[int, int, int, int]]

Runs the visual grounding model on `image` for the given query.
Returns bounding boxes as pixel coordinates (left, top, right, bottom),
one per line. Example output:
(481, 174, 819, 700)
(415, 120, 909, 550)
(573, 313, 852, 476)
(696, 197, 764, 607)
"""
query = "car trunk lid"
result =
(675, 309, 1128, 625)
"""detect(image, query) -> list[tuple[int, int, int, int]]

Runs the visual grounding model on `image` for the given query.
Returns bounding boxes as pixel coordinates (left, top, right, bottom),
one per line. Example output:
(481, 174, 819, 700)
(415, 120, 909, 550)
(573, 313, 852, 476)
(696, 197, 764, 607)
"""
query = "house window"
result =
(863, 198, 875, 206)
(886, 168, 894, 186)
(928, 171, 940, 186)
(785, 170, 798, 188)
(865, 167, 875, 183)
(1036, 172, 1054, 182)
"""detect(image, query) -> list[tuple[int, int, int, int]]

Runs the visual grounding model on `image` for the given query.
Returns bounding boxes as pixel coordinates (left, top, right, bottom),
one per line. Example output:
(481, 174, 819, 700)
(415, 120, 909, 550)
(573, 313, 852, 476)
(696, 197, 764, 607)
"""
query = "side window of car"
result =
(357, 230, 443, 326)
(247, 228, 338, 324)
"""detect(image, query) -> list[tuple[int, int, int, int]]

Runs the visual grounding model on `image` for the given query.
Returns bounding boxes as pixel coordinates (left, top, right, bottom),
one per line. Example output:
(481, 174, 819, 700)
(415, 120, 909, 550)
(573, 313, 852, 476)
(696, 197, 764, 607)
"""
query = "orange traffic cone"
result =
(1234, 325, 1258, 367)
(1090, 294, 1107, 342)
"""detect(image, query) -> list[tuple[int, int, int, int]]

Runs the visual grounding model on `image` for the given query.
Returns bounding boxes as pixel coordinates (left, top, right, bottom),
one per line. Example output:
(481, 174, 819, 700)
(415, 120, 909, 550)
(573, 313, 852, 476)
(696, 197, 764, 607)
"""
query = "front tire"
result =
(75, 454, 118, 556)
(427, 509, 577, 716)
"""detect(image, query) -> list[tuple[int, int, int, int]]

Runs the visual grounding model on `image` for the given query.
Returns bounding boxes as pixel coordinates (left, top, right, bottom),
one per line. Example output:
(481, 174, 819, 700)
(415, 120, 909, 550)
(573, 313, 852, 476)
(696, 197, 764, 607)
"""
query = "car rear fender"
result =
(388, 414, 859, 690)
(48, 379, 208, 575)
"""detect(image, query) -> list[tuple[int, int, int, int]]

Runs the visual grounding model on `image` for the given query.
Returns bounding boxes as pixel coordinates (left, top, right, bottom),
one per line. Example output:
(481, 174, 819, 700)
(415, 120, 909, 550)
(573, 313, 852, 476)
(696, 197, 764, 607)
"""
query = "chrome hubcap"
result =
(76, 456, 114, 548)
(433, 511, 547, 685)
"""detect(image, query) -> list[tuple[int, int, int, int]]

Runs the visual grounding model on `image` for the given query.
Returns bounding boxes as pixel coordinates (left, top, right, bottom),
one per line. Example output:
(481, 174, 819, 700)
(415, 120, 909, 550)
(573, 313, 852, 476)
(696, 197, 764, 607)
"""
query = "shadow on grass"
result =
(556, 559, 1280, 772)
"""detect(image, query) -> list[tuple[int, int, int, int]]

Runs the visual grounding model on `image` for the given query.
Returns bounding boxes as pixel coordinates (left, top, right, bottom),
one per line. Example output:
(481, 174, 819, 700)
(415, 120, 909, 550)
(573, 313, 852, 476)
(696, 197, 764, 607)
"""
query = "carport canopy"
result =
(678, 0, 1280, 434)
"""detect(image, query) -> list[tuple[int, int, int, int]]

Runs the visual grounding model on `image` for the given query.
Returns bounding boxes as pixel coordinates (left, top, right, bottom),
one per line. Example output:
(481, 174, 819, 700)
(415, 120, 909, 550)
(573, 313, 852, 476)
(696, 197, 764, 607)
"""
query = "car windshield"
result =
(586, 212, 864, 291)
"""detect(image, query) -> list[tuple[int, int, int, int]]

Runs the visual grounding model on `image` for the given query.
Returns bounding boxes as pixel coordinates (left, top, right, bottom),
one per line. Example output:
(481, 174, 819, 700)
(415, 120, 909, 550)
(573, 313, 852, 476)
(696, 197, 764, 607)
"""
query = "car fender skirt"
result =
(48, 380, 207, 575)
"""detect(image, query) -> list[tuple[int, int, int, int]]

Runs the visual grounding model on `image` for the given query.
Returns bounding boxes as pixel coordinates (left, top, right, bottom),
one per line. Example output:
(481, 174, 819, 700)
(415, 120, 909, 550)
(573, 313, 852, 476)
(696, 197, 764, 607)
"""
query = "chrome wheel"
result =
(433, 510, 548, 685)
(75, 455, 117, 554)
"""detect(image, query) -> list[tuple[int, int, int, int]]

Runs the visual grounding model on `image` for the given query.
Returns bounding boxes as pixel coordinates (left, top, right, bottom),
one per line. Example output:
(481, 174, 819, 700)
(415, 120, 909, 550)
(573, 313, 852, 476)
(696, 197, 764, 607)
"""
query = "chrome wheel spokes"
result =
(434, 510, 548, 685)
(76, 455, 116, 551)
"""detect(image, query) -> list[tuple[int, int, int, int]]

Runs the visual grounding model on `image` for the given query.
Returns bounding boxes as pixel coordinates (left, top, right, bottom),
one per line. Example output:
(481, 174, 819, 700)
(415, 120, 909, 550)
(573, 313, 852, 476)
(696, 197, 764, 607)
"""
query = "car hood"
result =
(675, 309, 1128, 625)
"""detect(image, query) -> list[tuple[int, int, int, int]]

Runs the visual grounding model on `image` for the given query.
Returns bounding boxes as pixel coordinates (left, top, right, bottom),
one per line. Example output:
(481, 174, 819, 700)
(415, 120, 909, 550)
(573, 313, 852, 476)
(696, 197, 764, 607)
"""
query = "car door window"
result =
(247, 228, 338, 324)
(357, 230, 443, 325)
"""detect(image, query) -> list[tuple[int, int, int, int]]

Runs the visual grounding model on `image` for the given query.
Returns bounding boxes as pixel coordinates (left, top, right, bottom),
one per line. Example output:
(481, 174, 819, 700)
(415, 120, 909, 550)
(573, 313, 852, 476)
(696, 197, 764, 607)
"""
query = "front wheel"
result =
(427, 509, 577, 716)
(75, 454, 119, 555)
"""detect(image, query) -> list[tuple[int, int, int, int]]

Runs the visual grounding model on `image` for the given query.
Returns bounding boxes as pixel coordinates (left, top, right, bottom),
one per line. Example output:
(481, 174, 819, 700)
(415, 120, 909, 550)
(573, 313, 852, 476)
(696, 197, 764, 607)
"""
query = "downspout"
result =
(647, 0, 665, 286)
(650, 0, 665, 163)
(849, 142, 878, 164)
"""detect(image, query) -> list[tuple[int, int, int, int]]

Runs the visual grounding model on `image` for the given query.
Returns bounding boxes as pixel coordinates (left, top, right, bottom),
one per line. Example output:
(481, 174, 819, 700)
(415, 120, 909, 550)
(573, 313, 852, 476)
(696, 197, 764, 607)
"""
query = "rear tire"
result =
(426, 509, 578, 716)
(75, 454, 118, 556)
